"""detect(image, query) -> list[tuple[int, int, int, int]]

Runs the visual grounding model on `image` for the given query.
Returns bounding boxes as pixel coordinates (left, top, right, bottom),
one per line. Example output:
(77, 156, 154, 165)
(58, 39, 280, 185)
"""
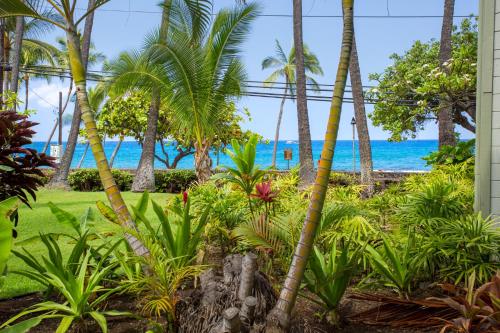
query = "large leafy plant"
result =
(1, 233, 126, 333)
(423, 139, 475, 167)
(0, 111, 54, 206)
(215, 135, 266, 198)
(0, 197, 19, 287)
(303, 239, 363, 326)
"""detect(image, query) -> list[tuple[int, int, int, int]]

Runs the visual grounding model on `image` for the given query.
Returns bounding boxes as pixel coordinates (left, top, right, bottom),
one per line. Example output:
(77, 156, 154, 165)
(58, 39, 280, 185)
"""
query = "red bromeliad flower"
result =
(253, 181, 278, 203)
(183, 191, 188, 205)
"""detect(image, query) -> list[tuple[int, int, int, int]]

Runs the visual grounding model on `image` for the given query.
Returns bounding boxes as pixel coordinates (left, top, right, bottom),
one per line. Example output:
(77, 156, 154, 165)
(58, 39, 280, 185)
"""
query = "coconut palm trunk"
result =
(293, 0, 315, 187)
(109, 136, 123, 168)
(10, 16, 24, 99)
(194, 139, 212, 182)
(65, 22, 148, 257)
(131, 0, 171, 192)
(349, 33, 374, 196)
(23, 74, 28, 111)
(271, 83, 288, 169)
(437, 0, 456, 147)
(266, 0, 354, 330)
(49, 0, 95, 189)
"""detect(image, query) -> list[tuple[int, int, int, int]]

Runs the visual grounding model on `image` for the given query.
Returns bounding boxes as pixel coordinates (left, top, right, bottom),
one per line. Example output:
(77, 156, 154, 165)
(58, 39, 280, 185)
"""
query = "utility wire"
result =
(79, 7, 473, 19)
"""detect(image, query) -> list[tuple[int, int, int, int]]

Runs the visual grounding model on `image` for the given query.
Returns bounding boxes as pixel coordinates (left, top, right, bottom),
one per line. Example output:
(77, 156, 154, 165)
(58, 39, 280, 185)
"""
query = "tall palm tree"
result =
(438, 0, 456, 147)
(266, 0, 355, 330)
(262, 39, 323, 168)
(349, 33, 374, 196)
(108, 1, 259, 183)
(292, 0, 315, 188)
(131, 0, 171, 192)
(0, 0, 149, 258)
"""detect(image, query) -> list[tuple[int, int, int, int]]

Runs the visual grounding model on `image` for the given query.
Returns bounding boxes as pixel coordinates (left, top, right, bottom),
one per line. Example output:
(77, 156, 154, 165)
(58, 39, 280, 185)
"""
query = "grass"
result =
(1, 189, 173, 300)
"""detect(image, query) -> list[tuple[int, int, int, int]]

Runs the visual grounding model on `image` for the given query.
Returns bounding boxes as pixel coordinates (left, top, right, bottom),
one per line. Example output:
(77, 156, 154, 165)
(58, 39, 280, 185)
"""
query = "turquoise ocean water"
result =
(30, 140, 438, 171)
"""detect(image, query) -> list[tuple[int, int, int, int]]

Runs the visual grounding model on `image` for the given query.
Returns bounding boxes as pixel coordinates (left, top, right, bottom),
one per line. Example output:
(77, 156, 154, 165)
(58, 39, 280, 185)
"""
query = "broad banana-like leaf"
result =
(0, 197, 19, 276)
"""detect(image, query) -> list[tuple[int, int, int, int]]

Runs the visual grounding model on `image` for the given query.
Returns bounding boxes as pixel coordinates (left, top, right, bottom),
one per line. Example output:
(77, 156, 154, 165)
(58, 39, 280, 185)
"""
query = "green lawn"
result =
(1, 189, 173, 300)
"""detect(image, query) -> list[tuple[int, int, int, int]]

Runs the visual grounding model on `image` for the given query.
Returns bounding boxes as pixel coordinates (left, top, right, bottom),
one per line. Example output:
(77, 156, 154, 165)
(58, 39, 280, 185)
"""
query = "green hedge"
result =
(66, 169, 197, 193)
(68, 169, 133, 192)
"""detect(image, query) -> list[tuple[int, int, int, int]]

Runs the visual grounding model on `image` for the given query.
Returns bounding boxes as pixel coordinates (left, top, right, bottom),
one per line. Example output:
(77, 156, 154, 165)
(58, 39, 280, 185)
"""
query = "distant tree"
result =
(261, 39, 323, 168)
(368, 18, 477, 142)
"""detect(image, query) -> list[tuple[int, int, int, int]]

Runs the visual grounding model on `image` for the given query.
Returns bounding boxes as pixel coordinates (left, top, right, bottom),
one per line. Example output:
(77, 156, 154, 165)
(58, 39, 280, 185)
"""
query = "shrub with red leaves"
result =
(0, 111, 55, 206)
(252, 181, 278, 203)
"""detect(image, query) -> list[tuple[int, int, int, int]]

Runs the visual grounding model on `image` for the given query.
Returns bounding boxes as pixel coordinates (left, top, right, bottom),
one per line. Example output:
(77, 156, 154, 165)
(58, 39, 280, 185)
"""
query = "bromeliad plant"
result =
(1, 234, 127, 333)
(303, 239, 363, 326)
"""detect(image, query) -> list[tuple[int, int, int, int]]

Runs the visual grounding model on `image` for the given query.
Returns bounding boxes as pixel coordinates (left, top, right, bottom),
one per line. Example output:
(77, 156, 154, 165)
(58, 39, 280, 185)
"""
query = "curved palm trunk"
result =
(349, 33, 374, 196)
(132, 0, 171, 192)
(272, 84, 288, 169)
(438, 0, 456, 147)
(76, 141, 89, 168)
(109, 136, 123, 168)
(49, 0, 95, 189)
(266, 1, 354, 330)
(293, 0, 315, 187)
(194, 139, 212, 182)
(10, 16, 24, 100)
(65, 22, 148, 258)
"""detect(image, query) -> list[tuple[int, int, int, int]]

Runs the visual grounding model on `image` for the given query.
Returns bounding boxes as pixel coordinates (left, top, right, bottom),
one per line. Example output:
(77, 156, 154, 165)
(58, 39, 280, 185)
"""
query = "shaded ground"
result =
(0, 292, 439, 332)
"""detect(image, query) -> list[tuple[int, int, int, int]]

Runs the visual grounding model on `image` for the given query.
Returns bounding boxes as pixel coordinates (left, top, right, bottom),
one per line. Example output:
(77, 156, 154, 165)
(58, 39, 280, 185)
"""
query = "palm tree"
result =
(262, 39, 323, 168)
(0, 0, 149, 258)
(107, 1, 259, 183)
(131, 0, 172, 192)
(266, 0, 355, 330)
(438, 0, 456, 147)
(349, 33, 374, 196)
(292, 0, 315, 187)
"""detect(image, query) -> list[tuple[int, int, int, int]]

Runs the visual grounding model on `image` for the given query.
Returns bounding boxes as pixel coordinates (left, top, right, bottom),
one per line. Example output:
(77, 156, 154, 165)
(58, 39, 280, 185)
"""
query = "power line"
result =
(81, 7, 473, 19)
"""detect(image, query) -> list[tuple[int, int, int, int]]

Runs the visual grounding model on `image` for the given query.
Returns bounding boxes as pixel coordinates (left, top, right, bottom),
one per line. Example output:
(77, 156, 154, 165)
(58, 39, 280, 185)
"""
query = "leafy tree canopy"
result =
(367, 18, 477, 141)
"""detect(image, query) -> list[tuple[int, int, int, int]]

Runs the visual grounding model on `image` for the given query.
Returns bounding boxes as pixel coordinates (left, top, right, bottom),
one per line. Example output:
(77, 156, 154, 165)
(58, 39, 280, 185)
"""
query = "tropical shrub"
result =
(214, 135, 266, 205)
(2, 233, 126, 333)
(415, 214, 500, 285)
(68, 169, 133, 192)
(0, 111, 54, 206)
(303, 239, 363, 325)
(67, 169, 196, 193)
(365, 235, 417, 298)
(155, 170, 197, 193)
(423, 139, 475, 167)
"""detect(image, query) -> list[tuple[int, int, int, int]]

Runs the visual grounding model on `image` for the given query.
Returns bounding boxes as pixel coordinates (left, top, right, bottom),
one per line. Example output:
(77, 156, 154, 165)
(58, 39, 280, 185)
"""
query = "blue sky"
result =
(28, 0, 478, 142)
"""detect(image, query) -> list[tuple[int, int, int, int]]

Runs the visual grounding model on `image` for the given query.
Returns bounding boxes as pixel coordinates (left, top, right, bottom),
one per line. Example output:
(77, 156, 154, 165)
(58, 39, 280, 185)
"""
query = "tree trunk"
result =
(24, 75, 28, 112)
(292, 0, 315, 187)
(63, 20, 148, 257)
(266, 1, 354, 331)
(349, 33, 374, 196)
(42, 81, 73, 154)
(438, 0, 456, 147)
(76, 141, 89, 168)
(194, 139, 212, 183)
(272, 84, 288, 169)
(132, 91, 159, 192)
(131, 0, 171, 192)
(109, 136, 123, 168)
(10, 16, 24, 100)
(48, 0, 95, 188)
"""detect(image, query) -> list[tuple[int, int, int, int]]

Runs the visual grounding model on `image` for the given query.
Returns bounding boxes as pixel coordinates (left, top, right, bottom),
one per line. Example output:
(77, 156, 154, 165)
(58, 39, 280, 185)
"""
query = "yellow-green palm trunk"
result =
(66, 25, 149, 257)
(267, 0, 354, 329)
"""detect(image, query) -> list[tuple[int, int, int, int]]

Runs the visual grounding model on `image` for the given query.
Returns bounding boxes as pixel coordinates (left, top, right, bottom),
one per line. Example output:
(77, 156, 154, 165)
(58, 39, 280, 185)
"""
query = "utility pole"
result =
(351, 117, 356, 174)
(58, 91, 63, 148)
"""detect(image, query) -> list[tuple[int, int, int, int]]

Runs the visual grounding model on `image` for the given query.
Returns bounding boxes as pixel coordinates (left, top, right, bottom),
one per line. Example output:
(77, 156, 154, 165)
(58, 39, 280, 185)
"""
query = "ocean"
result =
(30, 140, 438, 171)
